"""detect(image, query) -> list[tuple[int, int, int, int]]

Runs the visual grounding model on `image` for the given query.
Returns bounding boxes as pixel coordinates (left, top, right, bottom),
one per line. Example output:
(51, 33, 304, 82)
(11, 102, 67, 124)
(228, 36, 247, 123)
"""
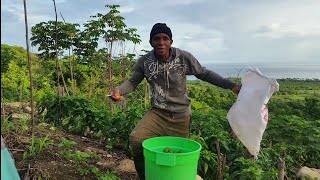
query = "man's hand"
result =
(232, 84, 241, 95)
(109, 88, 122, 102)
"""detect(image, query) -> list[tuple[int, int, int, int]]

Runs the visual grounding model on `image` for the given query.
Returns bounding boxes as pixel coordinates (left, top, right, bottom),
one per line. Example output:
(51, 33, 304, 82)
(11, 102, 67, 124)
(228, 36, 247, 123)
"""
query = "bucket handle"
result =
(156, 153, 176, 166)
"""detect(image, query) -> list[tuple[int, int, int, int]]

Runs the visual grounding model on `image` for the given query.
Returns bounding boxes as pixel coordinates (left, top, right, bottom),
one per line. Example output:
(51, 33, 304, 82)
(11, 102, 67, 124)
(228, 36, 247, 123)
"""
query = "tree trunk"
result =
(60, 11, 75, 96)
(89, 72, 93, 98)
(23, 0, 35, 133)
(53, 0, 60, 89)
(216, 142, 226, 180)
(121, 56, 127, 111)
(52, 0, 69, 96)
(108, 42, 113, 110)
(68, 48, 74, 95)
(53, 0, 61, 126)
(58, 54, 70, 96)
(70, 47, 76, 95)
(278, 157, 285, 180)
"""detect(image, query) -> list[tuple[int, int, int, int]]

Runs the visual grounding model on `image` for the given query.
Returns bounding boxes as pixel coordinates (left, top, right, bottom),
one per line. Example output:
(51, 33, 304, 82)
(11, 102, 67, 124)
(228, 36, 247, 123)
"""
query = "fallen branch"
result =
(9, 148, 25, 152)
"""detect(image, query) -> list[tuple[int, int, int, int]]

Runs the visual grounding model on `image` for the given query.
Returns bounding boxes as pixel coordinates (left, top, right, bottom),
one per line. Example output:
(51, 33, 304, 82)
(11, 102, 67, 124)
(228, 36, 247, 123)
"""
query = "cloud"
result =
(253, 20, 320, 39)
(119, 6, 135, 14)
(164, 0, 206, 6)
(1, 0, 320, 64)
(1, 1, 24, 23)
(55, 0, 67, 3)
(253, 23, 302, 39)
(166, 23, 227, 62)
(245, 1, 320, 39)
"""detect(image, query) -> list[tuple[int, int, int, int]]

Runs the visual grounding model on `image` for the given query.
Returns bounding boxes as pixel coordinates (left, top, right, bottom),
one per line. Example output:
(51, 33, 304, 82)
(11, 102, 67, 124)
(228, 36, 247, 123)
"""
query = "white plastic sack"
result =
(227, 68, 279, 158)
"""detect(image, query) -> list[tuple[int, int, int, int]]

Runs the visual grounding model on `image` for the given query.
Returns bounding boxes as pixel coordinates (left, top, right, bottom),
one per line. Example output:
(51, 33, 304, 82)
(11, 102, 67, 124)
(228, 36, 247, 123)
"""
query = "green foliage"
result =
(304, 97, 320, 119)
(38, 94, 107, 131)
(30, 21, 80, 58)
(104, 106, 143, 149)
(1, 44, 56, 102)
(57, 138, 77, 150)
(230, 157, 278, 180)
(191, 134, 217, 176)
(1, 116, 29, 135)
(56, 138, 118, 179)
(73, 60, 105, 96)
(189, 79, 320, 179)
(1, 44, 15, 73)
(1, 116, 16, 134)
(59, 149, 102, 176)
(38, 94, 143, 150)
(188, 80, 237, 110)
(83, 4, 141, 46)
(32, 77, 319, 179)
(96, 171, 120, 180)
(191, 110, 235, 179)
(73, 150, 100, 163)
(23, 135, 54, 159)
(1, 45, 30, 101)
(80, 3, 141, 97)
(263, 114, 320, 171)
(190, 108, 281, 179)
(31, 58, 56, 100)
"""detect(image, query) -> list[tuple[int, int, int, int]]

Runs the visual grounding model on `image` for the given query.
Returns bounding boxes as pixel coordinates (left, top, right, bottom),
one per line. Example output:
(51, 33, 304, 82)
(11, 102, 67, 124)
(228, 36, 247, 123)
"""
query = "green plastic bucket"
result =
(142, 136, 202, 180)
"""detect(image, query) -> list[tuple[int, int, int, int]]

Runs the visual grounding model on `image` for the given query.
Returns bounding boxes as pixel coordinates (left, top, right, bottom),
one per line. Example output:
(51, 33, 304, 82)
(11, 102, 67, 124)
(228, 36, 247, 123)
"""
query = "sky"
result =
(1, 0, 320, 65)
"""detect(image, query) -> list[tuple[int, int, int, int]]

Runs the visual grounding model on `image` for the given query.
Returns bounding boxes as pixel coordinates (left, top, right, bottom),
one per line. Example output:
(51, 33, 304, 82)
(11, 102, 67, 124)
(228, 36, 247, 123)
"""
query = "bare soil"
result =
(3, 125, 138, 180)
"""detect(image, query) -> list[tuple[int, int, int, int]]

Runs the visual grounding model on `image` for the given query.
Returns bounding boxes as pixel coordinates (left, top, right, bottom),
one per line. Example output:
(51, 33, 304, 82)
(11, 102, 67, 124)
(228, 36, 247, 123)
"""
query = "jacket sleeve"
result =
(183, 51, 236, 90)
(117, 57, 145, 95)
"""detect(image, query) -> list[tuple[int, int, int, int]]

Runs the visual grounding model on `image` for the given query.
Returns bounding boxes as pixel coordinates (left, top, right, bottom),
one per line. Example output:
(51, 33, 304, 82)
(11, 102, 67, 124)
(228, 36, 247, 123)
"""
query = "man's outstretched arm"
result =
(110, 58, 145, 101)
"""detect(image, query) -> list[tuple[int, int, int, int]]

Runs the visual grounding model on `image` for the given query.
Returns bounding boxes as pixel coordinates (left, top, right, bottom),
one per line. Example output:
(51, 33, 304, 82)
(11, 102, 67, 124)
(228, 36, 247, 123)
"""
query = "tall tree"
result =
(60, 12, 79, 95)
(30, 21, 79, 59)
(31, 20, 81, 96)
(83, 4, 141, 109)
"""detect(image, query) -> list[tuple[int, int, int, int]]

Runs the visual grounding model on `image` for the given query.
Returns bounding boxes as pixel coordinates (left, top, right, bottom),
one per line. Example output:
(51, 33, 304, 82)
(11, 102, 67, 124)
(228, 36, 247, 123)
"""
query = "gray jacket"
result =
(118, 47, 236, 117)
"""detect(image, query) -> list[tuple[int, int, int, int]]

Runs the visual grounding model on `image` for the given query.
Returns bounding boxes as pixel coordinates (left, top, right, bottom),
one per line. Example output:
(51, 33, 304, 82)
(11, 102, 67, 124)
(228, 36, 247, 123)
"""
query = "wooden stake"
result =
(23, 0, 35, 134)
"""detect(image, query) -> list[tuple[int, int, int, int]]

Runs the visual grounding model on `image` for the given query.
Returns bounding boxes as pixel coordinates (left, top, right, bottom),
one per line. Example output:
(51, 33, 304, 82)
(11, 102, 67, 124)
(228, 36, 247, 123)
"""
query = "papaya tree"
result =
(82, 4, 141, 109)
(30, 20, 80, 95)
(30, 21, 80, 59)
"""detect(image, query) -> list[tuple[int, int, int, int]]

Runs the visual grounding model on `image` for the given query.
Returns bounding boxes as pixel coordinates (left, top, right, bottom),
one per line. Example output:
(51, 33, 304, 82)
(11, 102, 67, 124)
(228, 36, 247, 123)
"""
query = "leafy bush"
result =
(37, 94, 143, 150)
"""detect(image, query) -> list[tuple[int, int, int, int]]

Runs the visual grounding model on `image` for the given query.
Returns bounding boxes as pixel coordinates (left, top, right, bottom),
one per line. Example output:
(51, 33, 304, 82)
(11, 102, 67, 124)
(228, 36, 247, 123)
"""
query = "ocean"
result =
(190, 63, 320, 80)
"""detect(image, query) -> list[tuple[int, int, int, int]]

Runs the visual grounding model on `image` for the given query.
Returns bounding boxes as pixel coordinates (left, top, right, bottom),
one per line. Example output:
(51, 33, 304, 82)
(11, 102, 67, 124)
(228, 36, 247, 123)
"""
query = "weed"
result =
(23, 135, 53, 159)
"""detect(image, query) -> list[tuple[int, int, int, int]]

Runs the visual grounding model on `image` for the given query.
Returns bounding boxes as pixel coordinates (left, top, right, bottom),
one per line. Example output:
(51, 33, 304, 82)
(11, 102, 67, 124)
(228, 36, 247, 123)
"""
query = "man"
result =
(110, 23, 241, 180)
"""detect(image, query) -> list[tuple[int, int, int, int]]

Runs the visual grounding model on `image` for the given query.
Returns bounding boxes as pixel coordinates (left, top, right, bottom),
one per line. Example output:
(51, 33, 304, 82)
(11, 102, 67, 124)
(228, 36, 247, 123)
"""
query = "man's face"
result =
(150, 33, 173, 60)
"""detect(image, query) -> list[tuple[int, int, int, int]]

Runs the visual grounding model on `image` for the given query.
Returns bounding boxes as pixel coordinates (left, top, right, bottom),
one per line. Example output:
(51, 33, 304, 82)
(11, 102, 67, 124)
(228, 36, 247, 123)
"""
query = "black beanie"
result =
(150, 23, 172, 41)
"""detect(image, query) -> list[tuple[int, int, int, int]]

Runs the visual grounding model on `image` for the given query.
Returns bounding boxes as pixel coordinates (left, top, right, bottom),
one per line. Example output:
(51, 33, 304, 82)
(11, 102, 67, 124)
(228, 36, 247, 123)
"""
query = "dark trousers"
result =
(129, 108, 190, 180)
